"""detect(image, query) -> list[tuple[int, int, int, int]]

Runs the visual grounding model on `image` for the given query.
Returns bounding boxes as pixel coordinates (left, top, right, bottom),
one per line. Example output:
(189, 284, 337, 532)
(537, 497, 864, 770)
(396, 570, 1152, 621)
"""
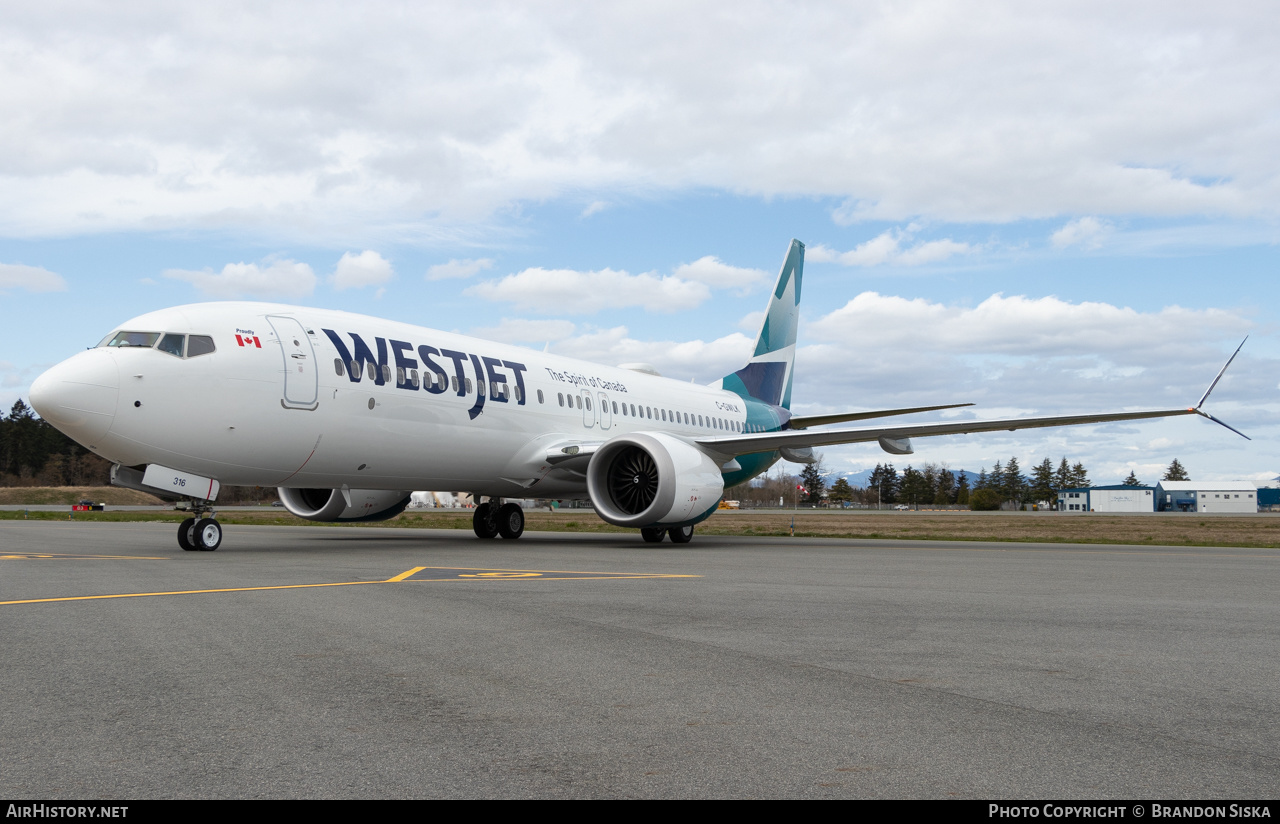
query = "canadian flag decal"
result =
(236, 334, 262, 348)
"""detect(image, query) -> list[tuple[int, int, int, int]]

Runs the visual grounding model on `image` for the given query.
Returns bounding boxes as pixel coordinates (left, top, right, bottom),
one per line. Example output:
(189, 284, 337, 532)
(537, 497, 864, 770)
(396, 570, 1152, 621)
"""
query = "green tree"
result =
(969, 488, 1003, 511)
(955, 473, 971, 506)
(899, 465, 929, 507)
(1003, 456, 1025, 506)
(1, 398, 105, 486)
(1029, 457, 1056, 504)
(829, 478, 854, 505)
(934, 468, 956, 505)
(1069, 461, 1090, 488)
(1054, 457, 1072, 491)
(1122, 470, 1141, 486)
(799, 457, 826, 506)
(988, 460, 1006, 498)
(867, 463, 898, 506)
(921, 464, 939, 504)
(1163, 459, 1189, 481)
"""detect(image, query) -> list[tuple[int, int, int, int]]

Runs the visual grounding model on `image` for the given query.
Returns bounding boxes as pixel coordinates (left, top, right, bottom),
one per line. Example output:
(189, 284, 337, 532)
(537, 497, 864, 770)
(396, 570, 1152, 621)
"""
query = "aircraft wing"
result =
(695, 407, 1202, 456)
(787, 402, 973, 429)
(702, 336, 1250, 456)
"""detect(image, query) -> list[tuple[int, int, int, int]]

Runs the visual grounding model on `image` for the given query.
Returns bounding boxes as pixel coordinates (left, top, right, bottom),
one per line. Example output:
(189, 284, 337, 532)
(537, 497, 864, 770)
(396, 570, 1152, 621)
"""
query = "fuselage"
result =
(30, 302, 785, 498)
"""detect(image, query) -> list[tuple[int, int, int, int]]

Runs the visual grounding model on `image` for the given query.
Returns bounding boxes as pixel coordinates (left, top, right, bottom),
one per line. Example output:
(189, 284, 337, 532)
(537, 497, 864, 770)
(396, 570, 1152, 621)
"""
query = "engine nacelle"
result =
(586, 432, 725, 528)
(277, 487, 412, 522)
(878, 436, 914, 455)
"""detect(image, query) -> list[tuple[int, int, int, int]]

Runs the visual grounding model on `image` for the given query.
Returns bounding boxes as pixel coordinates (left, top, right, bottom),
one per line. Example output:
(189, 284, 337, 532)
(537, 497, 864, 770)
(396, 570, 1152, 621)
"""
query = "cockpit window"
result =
(157, 333, 185, 357)
(186, 335, 215, 357)
(99, 330, 216, 358)
(105, 331, 161, 348)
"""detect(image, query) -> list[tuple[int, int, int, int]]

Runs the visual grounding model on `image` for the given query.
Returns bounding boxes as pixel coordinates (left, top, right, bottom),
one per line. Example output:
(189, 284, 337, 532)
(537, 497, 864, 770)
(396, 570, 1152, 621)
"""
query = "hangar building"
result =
(1058, 485, 1155, 512)
(1155, 481, 1258, 513)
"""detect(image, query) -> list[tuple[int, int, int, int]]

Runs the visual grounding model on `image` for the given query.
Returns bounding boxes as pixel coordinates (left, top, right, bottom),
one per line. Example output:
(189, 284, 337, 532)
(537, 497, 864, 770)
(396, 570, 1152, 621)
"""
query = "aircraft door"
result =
(597, 392, 611, 430)
(580, 389, 595, 428)
(267, 315, 318, 409)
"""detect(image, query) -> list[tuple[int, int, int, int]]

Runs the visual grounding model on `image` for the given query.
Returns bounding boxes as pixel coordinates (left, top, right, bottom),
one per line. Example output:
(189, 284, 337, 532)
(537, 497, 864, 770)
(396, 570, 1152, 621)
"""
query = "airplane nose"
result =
(29, 350, 120, 445)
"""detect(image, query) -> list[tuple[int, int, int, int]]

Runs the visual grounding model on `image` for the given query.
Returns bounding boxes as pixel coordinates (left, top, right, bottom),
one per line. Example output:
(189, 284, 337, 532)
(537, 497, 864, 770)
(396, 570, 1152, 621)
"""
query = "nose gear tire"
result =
(178, 518, 197, 551)
(194, 518, 222, 551)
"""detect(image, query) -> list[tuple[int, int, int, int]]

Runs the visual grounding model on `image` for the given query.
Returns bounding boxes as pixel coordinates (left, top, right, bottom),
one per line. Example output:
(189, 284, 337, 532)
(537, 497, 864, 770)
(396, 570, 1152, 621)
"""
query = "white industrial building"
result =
(1058, 485, 1155, 512)
(1155, 481, 1258, 513)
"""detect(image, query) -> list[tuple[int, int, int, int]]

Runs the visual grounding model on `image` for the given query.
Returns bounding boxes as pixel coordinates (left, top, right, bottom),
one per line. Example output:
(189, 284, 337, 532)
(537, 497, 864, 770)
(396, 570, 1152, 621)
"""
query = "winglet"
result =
(1193, 337, 1249, 440)
(1197, 336, 1247, 409)
(1193, 408, 1250, 440)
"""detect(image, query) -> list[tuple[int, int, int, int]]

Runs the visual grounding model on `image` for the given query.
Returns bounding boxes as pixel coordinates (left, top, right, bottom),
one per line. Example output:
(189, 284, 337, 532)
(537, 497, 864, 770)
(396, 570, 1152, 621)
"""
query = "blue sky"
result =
(2, 2, 1277, 485)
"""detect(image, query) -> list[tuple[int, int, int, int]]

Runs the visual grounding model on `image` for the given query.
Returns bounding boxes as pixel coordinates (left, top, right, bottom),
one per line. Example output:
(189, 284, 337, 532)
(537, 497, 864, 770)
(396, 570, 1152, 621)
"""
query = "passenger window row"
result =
(552, 391, 751, 432)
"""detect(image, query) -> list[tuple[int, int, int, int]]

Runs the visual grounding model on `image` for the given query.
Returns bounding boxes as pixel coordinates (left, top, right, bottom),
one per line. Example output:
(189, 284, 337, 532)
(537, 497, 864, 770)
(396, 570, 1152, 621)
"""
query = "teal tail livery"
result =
(720, 238, 804, 410)
(28, 239, 1247, 550)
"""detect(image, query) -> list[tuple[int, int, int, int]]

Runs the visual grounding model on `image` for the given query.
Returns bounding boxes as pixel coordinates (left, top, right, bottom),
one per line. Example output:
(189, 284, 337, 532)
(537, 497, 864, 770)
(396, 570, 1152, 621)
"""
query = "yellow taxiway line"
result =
(0, 565, 698, 606)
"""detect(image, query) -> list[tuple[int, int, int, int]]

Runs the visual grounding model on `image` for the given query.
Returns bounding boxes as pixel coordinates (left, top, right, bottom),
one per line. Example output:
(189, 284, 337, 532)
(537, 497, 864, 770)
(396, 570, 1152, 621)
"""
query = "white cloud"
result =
(1051, 217, 1112, 249)
(465, 267, 711, 314)
(331, 250, 393, 290)
(164, 259, 317, 298)
(425, 258, 494, 281)
(550, 327, 755, 382)
(469, 318, 576, 345)
(808, 228, 975, 267)
(807, 292, 1243, 356)
(790, 291, 1274, 483)
(671, 256, 768, 292)
(0, 263, 66, 292)
(581, 200, 609, 218)
(1, 5, 1277, 239)
(466, 251, 812, 315)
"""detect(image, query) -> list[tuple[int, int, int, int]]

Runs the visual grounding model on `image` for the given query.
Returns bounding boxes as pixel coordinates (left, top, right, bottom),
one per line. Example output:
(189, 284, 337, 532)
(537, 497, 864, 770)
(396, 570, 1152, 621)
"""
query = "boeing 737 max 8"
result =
(28, 240, 1244, 550)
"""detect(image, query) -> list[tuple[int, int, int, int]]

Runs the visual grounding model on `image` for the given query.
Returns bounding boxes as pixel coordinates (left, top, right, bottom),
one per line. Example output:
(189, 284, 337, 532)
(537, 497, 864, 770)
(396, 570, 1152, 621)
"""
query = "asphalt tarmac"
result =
(2, 521, 1277, 799)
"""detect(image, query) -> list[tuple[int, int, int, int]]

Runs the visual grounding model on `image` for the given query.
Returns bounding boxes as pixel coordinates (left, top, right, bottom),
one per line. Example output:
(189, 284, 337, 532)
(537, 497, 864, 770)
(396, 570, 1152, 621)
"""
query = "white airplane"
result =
(28, 240, 1245, 551)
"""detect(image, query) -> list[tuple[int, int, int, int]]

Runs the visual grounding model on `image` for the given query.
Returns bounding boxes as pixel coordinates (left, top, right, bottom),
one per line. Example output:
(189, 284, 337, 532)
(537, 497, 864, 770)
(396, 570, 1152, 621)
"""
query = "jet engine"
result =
(586, 432, 724, 528)
(277, 487, 412, 522)
(877, 436, 914, 455)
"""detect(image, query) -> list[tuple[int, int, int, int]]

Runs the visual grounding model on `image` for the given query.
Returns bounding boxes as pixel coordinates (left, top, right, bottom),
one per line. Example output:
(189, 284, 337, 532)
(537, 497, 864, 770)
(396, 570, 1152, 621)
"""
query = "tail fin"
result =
(720, 239, 803, 409)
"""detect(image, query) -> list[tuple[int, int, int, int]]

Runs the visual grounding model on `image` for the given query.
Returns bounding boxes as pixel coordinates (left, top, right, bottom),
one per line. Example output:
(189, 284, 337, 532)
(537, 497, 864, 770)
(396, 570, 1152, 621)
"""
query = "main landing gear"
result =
(641, 525, 694, 543)
(473, 499, 526, 540)
(176, 501, 222, 551)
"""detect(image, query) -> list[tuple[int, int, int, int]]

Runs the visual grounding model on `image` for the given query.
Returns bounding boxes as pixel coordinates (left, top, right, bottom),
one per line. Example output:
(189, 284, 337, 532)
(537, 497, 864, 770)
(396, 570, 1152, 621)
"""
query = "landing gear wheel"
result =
(194, 518, 222, 551)
(497, 503, 525, 539)
(472, 502, 498, 539)
(668, 525, 694, 544)
(177, 518, 197, 551)
(640, 527, 665, 543)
